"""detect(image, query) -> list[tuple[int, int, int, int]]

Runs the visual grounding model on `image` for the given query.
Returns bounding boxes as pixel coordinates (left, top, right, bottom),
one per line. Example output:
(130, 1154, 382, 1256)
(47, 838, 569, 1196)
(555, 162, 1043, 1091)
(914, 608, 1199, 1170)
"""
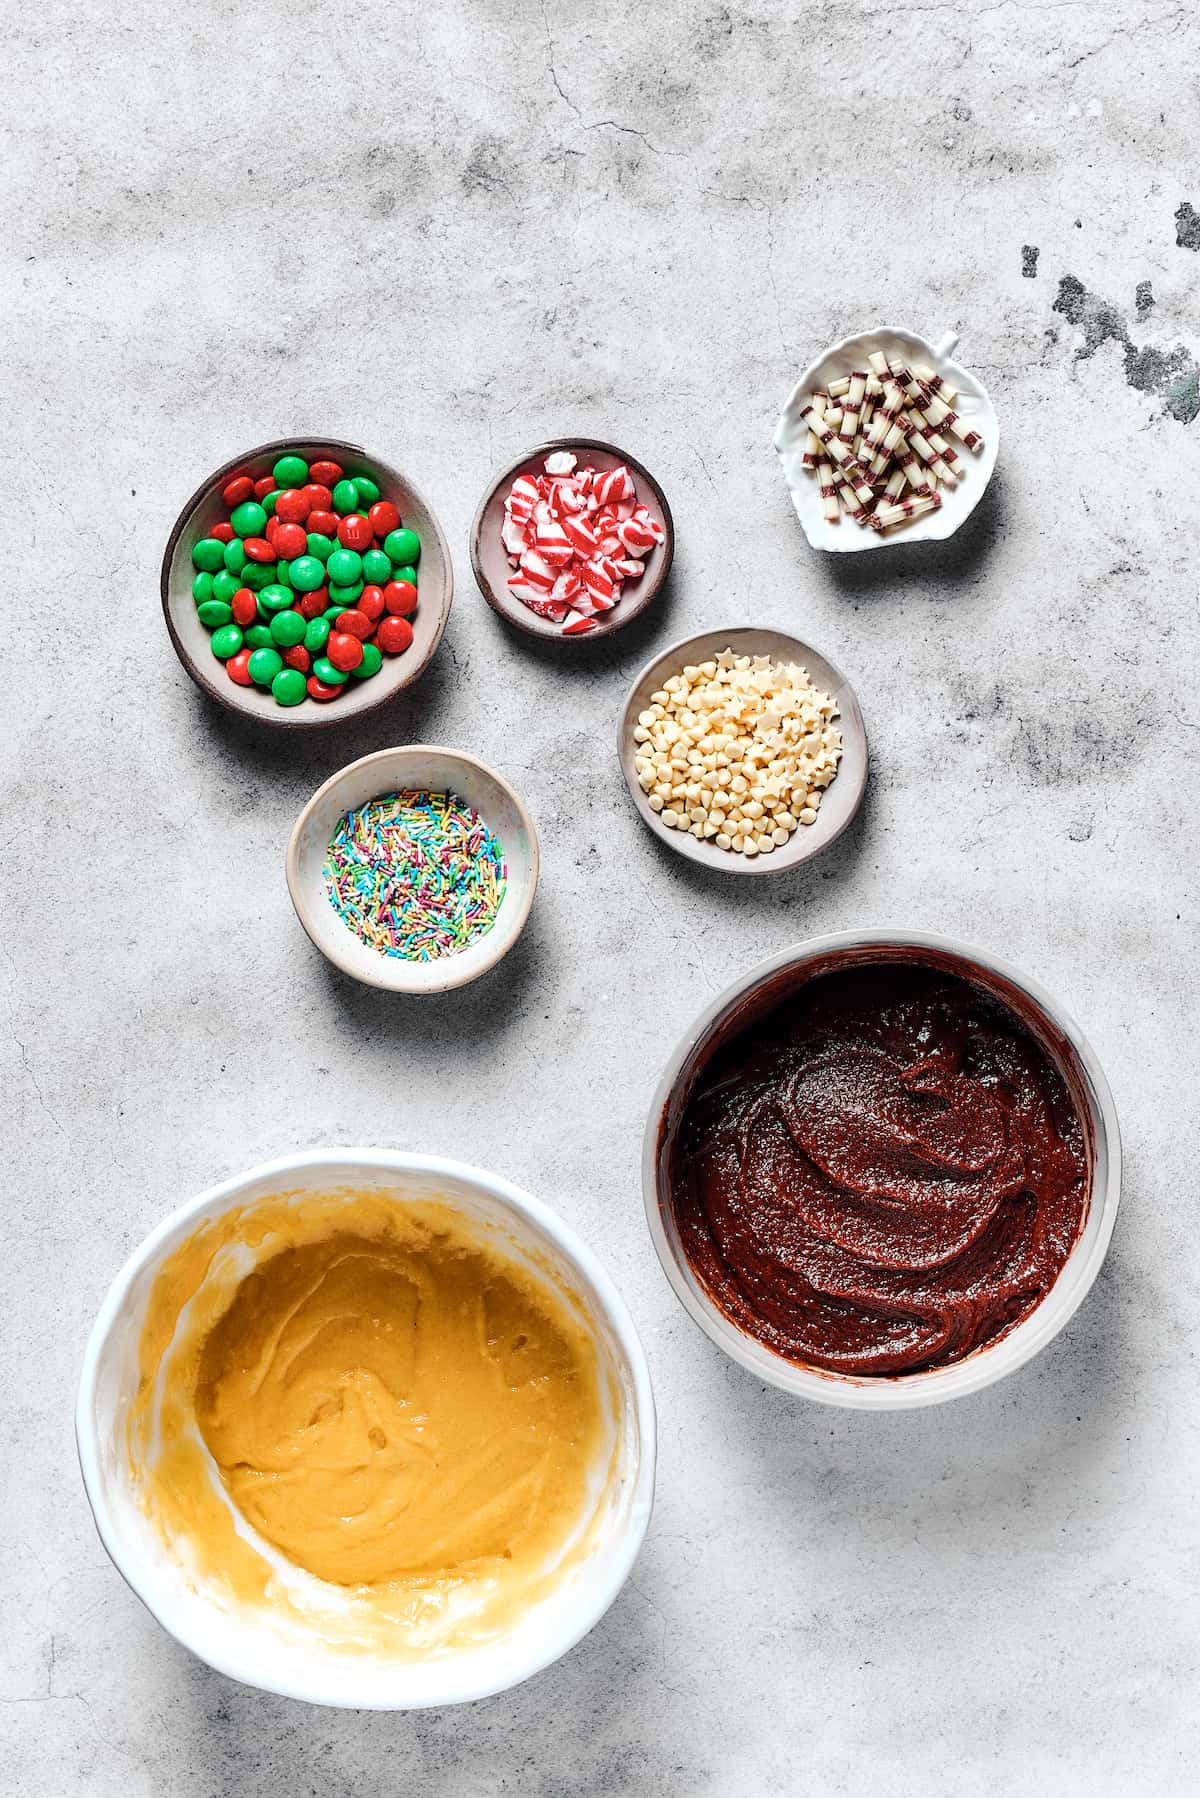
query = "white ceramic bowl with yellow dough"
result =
(77, 1150, 655, 1709)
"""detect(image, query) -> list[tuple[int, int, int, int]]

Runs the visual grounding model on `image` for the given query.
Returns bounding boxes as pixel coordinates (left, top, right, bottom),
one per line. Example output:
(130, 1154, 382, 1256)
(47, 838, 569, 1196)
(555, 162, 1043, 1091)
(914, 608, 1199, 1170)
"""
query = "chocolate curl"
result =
(802, 390, 827, 470)
(858, 392, 876, 439)
(831, 461, 871, 524)
(798, 405, 877, 506)
(840, 370, 868, 442)
(869, 492, 942, 532)
(816, 458, 839, 523)
(859, 378, 906, 463)
(914, 361, 959, 404)
(889, 367, 969, 468)
(867, 389, 912, 478)
(823, 406, 844, 433)
(867, 350, 892, 380)
(865, 374, 885, 399)
(904, 414, 958, 486)
(893, 445, 933, 498)
(881, 466, 907, 504)
(916, 383, 984, 452)
(826, 375, 851, 398)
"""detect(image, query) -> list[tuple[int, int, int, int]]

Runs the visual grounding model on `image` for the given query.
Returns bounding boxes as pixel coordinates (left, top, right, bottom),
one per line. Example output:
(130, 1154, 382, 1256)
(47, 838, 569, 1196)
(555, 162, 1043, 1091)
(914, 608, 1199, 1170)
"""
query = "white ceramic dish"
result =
(616, 626, 868, 877)
(76, 1149, 656, 1709)
(774, 328, 1000, 553)
(286, 745, 538, 993)
(643, 930, 1120, 1409)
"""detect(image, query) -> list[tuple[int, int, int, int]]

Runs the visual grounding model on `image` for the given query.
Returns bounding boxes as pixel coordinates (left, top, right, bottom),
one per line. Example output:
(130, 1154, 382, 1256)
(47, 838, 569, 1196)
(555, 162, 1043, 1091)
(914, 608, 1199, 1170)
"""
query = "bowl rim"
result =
(469, 436, 675, 643)
(642, 927, 1121, 1408)
(161, 437, 454, 729)
(284, 743, 540, 993)
(774, 325, 1001, 555)
(76, 1147, 657, 1709)
(616, 625, 869, 876)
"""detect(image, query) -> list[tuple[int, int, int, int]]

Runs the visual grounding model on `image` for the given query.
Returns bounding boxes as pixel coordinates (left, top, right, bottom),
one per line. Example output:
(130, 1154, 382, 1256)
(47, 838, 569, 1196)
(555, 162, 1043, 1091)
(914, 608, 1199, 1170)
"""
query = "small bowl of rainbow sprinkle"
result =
(287, 745, 539, 992)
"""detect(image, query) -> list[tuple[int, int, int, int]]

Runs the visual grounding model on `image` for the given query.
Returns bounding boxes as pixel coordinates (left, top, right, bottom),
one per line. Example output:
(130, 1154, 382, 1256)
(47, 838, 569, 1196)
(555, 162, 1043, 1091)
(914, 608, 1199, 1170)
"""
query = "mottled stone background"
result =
(3, 1, 1198, 1792)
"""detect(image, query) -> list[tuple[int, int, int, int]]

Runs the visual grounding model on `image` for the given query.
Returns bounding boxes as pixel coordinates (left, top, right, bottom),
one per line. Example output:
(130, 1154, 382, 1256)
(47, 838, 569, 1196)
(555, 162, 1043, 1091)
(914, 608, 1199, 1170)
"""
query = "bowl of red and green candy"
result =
(162, 439, 453, 727)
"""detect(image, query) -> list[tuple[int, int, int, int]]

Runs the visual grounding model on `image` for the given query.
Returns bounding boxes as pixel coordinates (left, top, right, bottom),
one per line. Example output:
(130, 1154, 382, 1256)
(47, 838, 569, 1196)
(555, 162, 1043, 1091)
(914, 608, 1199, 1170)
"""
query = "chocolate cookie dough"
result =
(669, 963, 1088, 1376)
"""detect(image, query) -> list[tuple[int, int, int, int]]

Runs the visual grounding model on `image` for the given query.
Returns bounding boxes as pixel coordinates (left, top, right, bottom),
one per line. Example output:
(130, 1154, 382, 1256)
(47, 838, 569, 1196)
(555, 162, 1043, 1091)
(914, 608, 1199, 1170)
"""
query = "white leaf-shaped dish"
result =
(773, 327, 999, 553)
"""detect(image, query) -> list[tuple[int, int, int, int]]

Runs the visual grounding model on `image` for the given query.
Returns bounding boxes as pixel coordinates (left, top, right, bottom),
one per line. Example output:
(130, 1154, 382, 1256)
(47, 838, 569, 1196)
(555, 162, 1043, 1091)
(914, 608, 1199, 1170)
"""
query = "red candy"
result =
(274, 488, 310, 524)
(273, 521, 308, 559)
(358, 584, 385, 622)
(368, 500, 401, 538)
(307, 675, 342, 701)
(377, 615, 413, 655)
(295, 589, 328, 620)
(500, 451, 659, 635)
(335, 608, 371, 641)
(231, 587, 258, 627)
(383, 579, 418, 616)
(210, 521, 235, 544)
(243, 537, 276, 563)
(226, 648, 254, 685)
(309, 460, 343, 486)
(306, 508, 337, 536)
(337, 513, 373, 551)
(282, 645, 311, 673)
(222, 474, 254, 506)
(302, 483, 333, 513)
(326, 631, 364, 673)
(253, 475, 276, 500)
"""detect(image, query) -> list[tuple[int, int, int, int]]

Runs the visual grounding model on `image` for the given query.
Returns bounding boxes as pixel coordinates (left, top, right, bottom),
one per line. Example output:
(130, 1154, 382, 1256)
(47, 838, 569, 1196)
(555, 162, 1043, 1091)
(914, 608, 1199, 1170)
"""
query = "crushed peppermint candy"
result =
(501, 451, 665, 635)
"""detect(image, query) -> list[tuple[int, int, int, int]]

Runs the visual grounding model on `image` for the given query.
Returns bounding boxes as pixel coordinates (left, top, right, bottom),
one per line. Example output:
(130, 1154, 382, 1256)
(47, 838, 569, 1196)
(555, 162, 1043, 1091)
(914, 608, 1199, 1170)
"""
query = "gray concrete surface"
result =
(3, 1, 1198, 1792)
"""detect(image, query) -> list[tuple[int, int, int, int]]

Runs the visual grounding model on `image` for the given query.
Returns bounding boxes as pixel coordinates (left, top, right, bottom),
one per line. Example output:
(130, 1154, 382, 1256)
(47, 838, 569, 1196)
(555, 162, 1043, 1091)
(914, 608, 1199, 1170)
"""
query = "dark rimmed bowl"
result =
(162, 438, 453, 729)
(470, 438, 674, 643)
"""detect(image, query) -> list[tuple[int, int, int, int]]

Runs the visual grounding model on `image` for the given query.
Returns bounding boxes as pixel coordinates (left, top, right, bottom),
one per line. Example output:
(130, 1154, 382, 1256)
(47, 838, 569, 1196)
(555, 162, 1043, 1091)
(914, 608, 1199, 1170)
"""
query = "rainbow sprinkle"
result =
(323, 789, 508, 962)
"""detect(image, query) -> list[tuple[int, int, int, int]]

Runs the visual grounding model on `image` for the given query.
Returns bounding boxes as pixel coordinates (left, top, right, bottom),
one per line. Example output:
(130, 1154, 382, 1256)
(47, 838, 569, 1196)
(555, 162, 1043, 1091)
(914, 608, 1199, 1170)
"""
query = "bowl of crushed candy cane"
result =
(470, 440, 674, 641)
(286, 745, 539, 993)
(775, 328, 999, 552)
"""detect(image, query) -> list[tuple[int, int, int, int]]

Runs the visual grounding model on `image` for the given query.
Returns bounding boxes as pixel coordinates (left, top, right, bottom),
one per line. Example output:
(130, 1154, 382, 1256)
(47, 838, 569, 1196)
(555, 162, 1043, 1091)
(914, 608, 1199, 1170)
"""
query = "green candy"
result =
(393, 565, 418, 588)
(211, 569, 240, 604)
(247, 646, 283, 687)
(269, 609, 306, 648)
(305, 532, 334, 562)
(230, 500, 267, 538)
(353, 475, 381, 506)
(196, 599, 233, 628)
(349, 642, 383, 680)
(245, 624, 274, 649)
(210, 623, 243, 660)
(303, 617, 330, 654)
(241, 562, 272, 592)
(323, 605, 348, 622)
(191, 537, 226, 573)
(382, 528, 420, 567)
(332, 478, 359, 516)
(327, 579, 363, 605)
(275, 560, 293, 588)
(272, 454, 309, 489)
(222, 537, 247, 575)
(290, 555, 326, 593)
(362, 547, 391, 584)
(326, 547, 363, 586)
(258, 583, 294, 616)
(192, 570, 215, 604)
(271, 668, 307, 707)
(312, 656, 348, 686)
(262, 490, 281, 517)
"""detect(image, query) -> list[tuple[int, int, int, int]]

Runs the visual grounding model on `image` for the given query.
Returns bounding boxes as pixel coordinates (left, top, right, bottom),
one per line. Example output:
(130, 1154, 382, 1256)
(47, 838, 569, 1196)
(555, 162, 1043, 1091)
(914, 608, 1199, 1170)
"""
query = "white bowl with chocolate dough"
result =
(774, 327, 1000, 553)
(77, 1149, 656, 1708)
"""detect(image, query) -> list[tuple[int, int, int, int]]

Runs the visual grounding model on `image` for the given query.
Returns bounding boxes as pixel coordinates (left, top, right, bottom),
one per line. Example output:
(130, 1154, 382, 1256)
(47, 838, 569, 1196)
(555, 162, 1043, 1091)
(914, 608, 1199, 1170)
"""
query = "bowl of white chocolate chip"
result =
(774, 327, 999, 553)
(617, 627, 868, 873)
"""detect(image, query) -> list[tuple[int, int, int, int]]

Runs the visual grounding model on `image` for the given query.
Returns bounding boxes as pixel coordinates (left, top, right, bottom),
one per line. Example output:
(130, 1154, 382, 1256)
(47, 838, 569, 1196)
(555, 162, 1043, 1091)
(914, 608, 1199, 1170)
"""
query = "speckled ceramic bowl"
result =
(774, 328, 999, 553)
(644, 930, 1120, 1408)
(162, 438, 453, 727)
